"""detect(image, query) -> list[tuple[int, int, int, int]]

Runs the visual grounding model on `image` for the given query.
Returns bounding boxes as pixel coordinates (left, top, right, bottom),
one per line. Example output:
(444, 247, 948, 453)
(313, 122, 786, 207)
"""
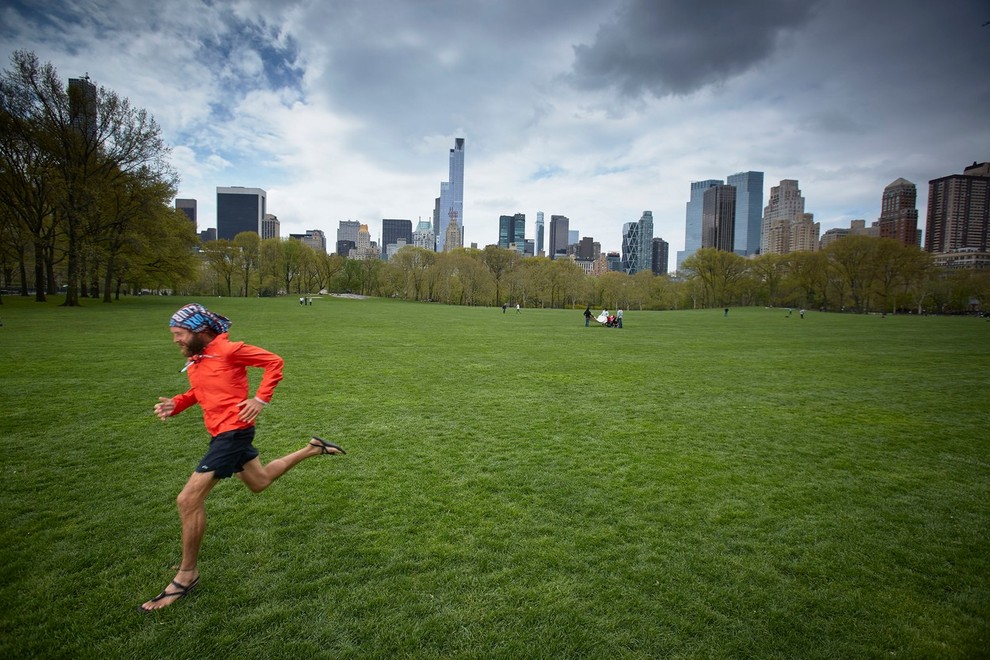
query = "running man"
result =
(140, 303, 344, 612)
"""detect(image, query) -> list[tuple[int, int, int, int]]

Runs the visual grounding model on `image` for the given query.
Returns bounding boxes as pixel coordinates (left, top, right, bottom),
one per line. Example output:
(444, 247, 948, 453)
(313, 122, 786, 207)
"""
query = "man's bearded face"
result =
(170, 327, 213, 357)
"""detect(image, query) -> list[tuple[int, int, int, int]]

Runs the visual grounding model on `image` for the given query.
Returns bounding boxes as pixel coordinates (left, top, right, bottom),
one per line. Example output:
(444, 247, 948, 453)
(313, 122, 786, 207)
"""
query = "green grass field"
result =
(0, 296, 987, 658)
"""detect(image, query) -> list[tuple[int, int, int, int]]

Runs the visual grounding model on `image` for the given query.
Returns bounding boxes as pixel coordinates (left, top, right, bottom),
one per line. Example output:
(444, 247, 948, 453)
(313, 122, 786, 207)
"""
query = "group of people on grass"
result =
(584, 305, 622, 328)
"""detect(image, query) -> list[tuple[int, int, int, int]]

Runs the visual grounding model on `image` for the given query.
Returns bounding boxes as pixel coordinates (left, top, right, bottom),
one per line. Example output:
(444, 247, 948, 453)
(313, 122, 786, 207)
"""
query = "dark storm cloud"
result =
(570, 0, 823, 97)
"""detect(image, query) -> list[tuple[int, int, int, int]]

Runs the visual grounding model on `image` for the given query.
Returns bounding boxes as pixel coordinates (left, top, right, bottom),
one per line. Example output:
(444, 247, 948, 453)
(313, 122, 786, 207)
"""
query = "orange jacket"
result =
(170, 333, 284, 437)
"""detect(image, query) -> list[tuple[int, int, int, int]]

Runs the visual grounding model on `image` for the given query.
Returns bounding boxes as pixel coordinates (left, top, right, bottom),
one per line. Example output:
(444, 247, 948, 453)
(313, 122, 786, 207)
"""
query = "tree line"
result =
(3, 51, 987, 313)
(190, 237, 987, 314)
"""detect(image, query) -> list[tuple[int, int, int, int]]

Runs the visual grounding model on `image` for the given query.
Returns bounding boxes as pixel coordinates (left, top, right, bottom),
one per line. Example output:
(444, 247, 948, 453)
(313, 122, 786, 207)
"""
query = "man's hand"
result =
(237, 397, 266, 423)
(154, 397, 175, 421)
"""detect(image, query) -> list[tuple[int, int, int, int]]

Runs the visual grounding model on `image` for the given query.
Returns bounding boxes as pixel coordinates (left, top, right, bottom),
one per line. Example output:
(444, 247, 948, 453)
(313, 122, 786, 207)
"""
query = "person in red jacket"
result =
(140, 303, 345, 612)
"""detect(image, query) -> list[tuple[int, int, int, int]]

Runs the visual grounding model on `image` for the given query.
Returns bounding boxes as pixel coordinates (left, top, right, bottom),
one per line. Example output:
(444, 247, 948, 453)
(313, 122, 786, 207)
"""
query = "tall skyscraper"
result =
(336, 219, 360, 256)
(289, 229, 326, 253)
(68, 76, 97, 140)
(498, 213, 525, 251)
(622, 211, 654, 274)
(498, 216, 509, 248)
(726, 171, 764, 256)
(762, 180, 808, 255)
(577, 237, 599, 261)
(548, 215, 570, 258)
(621, 222, 638, 273)
(925, 161, 990, 267)
(382, 219, 414, 257)
(652, 237, 670, 275)
(877, 178, 920, 247)
(789, 213, 821, 253)
(413, 220, 435, 250)
(702, 185, 736, 252)
(535, 212, 545, 256)
(637, 211, 654, 272)
(677, 179, 722, 270)
(444, 218, 462, 252)
(216, 187, 266, 240)
(351, 224, 379, 260)
(261, 213, 280, 239)
(337, 220, 360, 244)
(175, 199, 197, 229)
(436, 138, 465, 252)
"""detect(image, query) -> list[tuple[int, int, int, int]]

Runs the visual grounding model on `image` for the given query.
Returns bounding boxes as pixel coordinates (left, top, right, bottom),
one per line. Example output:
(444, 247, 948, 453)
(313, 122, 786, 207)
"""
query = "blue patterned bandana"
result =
(169, 303, 232, 334)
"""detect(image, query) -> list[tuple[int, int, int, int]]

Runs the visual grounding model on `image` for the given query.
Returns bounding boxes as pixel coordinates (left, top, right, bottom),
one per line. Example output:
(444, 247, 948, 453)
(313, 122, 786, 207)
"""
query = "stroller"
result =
(596, 311, 619, 327)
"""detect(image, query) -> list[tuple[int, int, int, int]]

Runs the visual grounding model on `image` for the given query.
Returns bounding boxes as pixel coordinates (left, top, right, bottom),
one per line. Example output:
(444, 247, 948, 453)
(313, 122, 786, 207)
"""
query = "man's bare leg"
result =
(140, 471, 217, 611)
(237, 437, 342, 493)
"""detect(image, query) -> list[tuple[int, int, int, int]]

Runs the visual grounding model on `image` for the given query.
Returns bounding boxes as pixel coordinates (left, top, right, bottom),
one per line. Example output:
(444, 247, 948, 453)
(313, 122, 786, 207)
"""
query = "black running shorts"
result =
(196, 427, 259, 479)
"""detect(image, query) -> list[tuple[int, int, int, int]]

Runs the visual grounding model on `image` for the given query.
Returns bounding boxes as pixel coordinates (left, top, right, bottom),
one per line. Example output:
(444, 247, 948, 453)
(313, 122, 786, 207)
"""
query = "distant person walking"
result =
(617, 308, 623, 328)
(502, 303, 507, 314)
(724, 308, 729, 317)
(584, 305, 592, 327)
(140, 303, 345, 612)
(516, 303, 521, 314)
(800, 308, 805, 319)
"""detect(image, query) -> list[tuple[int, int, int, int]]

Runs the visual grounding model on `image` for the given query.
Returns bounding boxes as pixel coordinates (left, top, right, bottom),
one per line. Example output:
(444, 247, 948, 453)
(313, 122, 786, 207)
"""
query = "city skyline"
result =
(3, 1, 987, 258)
(195, 158, 982, 273)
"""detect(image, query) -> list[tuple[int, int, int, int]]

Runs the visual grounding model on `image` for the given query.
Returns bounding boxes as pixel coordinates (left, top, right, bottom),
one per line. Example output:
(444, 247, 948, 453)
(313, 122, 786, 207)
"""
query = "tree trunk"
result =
(32, 242, 45, 301)
(61, 218, 82, 306)
(45, 255, 57, 296)
(102, 253, 114, 303)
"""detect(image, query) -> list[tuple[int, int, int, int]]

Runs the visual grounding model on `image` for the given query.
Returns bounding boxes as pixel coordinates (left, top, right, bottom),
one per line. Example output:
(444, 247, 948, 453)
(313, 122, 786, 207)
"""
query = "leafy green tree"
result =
(628, 270, 656, 310)
(114, 205, 198, 296)
(297, 243, 320, 294)
(357, 255, 384, 297)
(545, 258, 584, 309)
(0, 58, 61, 301)
(788, 251, 829, 309)
(517, 257, 551, 308)
(0, 51, 174, 306)
(748, 253, 790, 306)
(481, 245, 521, 306)
(649, 273, 679, 310)
(259, 237, 283, 296)
(202, 239, 239, 297)
(0, 200, 31, 297)
(597, 270, 626, 310)
(91, 166, 178, 302)
(872, 241, 930, 313)
(389, 246, 435, 300)
(314, 251, 346, 294)
(825, 236, 881, 312)
(232, 232, 261, 297)
(682, 248, 749, 307)
(446, 248, 492, 305)
(901, 251, 937, 314)
(281, 238, 304, 294)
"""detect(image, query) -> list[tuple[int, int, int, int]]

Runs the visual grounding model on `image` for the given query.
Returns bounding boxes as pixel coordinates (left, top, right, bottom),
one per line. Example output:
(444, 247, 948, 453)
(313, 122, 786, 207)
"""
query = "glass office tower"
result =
(436, 138, 465, 252)
(217, 187, 266, 240)
(726, 171, 764, 256)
